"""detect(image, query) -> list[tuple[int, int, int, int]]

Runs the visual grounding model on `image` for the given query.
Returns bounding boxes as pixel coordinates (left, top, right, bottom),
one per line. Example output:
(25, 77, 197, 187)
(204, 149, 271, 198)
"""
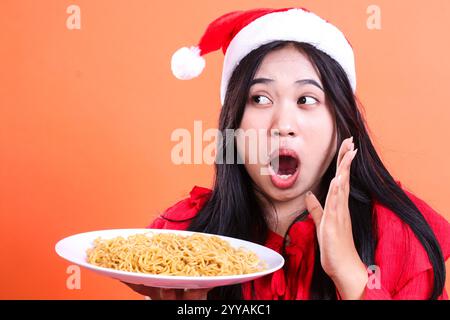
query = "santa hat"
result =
(171, 7, 356, 105)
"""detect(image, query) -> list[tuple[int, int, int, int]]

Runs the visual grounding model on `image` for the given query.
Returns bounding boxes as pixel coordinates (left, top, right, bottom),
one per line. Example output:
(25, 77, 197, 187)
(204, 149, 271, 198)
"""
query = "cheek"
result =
(312, 120, 335, 151)
(237, 107, 272, 163)
(239, 107, 272, 131)
(304, 109, 337, 172)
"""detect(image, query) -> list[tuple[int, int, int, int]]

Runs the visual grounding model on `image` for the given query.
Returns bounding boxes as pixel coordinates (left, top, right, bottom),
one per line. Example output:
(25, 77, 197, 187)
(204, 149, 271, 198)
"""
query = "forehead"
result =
(254, 45, 321, 81)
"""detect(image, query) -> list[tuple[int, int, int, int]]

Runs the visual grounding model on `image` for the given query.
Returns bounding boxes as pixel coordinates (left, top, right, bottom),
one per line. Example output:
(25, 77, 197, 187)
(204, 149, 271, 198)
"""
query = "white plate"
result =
(55, 228, 285, 289)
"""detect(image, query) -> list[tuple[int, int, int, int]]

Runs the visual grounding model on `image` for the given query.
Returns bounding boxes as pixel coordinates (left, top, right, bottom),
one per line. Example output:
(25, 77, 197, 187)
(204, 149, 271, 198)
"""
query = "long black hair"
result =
(185, 41, 446, 299)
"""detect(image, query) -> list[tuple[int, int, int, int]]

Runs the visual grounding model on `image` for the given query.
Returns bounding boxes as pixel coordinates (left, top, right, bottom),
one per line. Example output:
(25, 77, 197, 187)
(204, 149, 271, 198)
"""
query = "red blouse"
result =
(148, 183, 450, 300)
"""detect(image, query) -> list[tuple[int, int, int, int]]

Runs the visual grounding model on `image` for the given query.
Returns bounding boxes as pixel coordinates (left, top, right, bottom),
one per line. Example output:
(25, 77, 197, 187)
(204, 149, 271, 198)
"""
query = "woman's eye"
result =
(251, 95, 271, 105)
(298, 96, 318, 105)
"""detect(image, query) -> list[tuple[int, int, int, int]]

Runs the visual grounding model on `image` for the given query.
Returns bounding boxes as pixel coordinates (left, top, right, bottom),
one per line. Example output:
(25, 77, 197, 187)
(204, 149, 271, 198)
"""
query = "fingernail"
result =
(348, 137, 354, 150)
(349, 149, 357, 162)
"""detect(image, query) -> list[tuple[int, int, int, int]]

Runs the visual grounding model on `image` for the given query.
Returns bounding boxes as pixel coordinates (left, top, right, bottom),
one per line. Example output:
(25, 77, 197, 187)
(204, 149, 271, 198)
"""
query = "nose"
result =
(271, 103, 298, 138)
(273, 125, 296, 137)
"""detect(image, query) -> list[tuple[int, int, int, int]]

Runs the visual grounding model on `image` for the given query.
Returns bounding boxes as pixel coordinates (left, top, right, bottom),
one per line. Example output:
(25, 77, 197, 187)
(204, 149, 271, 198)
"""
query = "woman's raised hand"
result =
(305, 136, 368, 299)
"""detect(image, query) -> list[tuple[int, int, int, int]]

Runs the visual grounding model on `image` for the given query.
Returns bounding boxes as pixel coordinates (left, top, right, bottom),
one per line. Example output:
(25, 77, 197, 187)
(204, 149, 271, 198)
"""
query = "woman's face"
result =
(237, 44, 337, 203)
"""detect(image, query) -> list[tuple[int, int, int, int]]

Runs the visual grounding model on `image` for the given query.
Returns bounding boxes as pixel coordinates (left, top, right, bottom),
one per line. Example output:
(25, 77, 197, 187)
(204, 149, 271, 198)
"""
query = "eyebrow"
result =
(250, 78, 324, 91)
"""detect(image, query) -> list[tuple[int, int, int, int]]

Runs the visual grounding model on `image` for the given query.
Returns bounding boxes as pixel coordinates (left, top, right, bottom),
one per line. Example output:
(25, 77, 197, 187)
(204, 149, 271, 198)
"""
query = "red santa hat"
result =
(170, 7, 356, 105)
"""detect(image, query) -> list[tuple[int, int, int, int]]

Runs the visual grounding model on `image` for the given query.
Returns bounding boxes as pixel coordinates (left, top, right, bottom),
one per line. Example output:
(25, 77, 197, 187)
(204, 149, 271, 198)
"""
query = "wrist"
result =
(331, 261, 368, 300)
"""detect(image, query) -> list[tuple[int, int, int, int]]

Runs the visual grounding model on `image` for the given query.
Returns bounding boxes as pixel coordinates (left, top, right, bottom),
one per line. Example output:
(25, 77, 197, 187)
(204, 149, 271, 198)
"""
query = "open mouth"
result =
(271, 155, 299, 179)
(268, 149, 300, 189)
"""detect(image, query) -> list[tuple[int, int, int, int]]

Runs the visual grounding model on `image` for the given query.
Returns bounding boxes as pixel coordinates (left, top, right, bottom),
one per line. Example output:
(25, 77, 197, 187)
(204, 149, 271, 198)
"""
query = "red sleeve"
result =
(365, 183, 450, 300)
(364, 269, 449, 300)
(147, 186, 212, 231)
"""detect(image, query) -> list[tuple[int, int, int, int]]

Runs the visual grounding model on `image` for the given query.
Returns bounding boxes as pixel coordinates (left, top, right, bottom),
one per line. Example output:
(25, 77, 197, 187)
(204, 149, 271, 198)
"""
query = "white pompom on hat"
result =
(171, 46, 205, 80)
(171, 7, 356, 105)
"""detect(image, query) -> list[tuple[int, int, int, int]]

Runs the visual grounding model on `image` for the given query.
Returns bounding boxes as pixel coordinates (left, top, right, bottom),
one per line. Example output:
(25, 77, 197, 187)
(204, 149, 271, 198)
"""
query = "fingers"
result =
(164, 288, 210, 300)
(336, 149, 358, 222)
(324, 176, 339, 216)
(122, 282, 162, 299)
(121, 282, 210, 300)
(159, 288, 209, 300)
(306, 175, 341, 227)
(336, 147, 358, 184)
(160, 288, 178, 300)
(337, 173, 349, 221)
(305, 191, 324, 228)
(181, 288, 211, 300)
(336, 136, 354, 176)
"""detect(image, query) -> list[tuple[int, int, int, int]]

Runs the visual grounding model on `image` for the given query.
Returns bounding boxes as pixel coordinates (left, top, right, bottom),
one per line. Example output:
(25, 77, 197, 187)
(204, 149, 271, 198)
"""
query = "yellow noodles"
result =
(86, 232, 265, 276)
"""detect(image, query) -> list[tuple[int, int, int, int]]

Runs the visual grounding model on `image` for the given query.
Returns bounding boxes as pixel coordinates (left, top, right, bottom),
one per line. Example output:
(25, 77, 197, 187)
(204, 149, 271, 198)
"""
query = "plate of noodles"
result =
(55, 229, 285, 289)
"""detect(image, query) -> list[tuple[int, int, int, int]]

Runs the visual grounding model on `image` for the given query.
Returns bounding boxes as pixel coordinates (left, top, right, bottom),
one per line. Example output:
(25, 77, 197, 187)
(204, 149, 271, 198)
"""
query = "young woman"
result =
(126, 8, 449, 300)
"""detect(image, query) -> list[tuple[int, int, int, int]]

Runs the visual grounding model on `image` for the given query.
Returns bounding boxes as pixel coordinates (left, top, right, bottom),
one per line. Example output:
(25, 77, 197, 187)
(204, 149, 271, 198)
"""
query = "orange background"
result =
(1, 0, 449, 299)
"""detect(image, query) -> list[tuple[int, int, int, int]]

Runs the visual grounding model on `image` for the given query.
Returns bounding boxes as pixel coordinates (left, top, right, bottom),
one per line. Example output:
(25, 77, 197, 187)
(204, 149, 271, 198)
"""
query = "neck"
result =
(259, 184, 321, 237)
(264, 194, 308, 237)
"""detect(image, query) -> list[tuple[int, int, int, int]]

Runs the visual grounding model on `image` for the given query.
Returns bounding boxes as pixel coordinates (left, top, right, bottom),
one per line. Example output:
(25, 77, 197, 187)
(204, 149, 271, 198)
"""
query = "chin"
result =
(264, 184, 304, 202)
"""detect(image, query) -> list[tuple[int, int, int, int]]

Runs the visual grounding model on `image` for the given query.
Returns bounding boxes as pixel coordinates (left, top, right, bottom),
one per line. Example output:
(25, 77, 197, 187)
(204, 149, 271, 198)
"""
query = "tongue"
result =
(277, 156, 298, 175)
